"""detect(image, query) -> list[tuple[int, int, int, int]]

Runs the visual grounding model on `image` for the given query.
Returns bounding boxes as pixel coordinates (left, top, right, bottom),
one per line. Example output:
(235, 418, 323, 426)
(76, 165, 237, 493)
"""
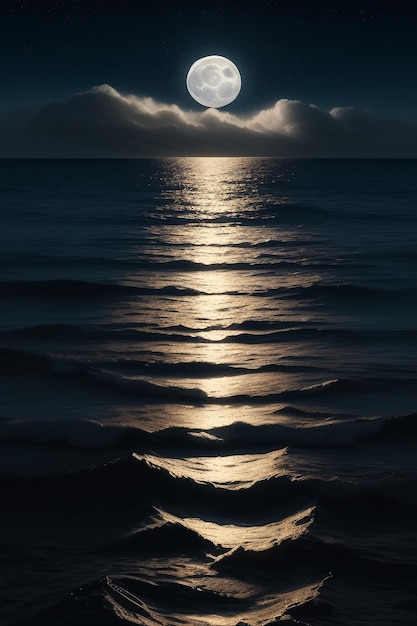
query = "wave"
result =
(140, 259, 311, 272)
(6, 348, 415, 409)
(105, 575, 249, 616)
(11, 571, 325, 626)
(0, 415, 317, 452)
(4, 578, 121, 626)
(138, 202, 334, 225)
(142, 258, 352, 272)
(241, 281, 414, 302)
(0, 455, 154, 504)
(204, 416, 383, 448)
(106, 359, 323, 376)
(1, 253, 297, 275)
(0, 348, 209, 402)
(2, 279, 413, 305)
(274, 405, 347, 418)
(2, 323, 415, 348)
(0, 325, 210, 342)
(223, 318, 315, 332)
(208, 376, 417, 405)
(0, 428, 417, 502)
(1, 382, 416, 452)
(71, 367, 208, 402)
(0, 347, 324, 380)
(103, 520, 216, 555)
(218, 326, 396, 343)
(208, 411, 417, 449)
(0, 279, 138, 298)
(0, 451, 315, 516)
(287, 376, 417, 396)
(212, 529, 409, 580)
(86, 368, 208, 401)
(0, 418, 149, 450)
(0, 279, 204, 299)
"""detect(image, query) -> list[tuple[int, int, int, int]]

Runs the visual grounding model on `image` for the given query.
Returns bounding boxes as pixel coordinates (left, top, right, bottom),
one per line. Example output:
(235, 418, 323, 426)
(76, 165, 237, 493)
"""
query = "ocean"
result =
(0, 157, 416, 625)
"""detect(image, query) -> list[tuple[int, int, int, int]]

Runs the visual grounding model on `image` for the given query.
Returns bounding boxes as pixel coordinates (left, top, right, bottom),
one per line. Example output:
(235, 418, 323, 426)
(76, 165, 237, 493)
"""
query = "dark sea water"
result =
(1, 157, 417, 625)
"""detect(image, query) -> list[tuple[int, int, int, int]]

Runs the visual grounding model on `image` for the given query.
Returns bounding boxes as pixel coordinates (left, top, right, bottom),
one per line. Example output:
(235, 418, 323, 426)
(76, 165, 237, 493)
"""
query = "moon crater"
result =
(186, 55, 241, 108)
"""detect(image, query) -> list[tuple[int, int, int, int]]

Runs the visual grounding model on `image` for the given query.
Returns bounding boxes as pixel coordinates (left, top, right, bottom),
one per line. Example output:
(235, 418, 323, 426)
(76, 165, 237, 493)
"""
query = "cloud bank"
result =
(1, 84, 416, 157)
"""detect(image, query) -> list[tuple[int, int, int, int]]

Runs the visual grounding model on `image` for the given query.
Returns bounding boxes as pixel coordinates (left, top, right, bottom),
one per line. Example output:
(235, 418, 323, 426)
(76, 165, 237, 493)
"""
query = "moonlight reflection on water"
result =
(1, 158, 416, 626)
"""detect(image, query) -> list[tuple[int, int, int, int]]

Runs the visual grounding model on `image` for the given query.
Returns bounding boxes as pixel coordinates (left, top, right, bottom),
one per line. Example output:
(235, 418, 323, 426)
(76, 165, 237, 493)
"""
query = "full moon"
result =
(186, 55, 241, 108)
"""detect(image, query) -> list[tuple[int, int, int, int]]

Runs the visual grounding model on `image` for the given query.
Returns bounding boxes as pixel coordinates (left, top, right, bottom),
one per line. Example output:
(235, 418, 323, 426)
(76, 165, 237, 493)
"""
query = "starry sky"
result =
(1, 0, 416, 157)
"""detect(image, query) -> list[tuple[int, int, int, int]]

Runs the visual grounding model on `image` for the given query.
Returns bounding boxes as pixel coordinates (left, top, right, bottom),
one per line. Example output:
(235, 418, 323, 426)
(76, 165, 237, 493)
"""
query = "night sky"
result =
(1, 0, 416, 157)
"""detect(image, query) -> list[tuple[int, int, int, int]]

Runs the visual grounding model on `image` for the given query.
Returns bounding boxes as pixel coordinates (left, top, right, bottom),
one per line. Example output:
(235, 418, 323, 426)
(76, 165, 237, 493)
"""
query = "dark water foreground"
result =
(1, 158, 416, 625)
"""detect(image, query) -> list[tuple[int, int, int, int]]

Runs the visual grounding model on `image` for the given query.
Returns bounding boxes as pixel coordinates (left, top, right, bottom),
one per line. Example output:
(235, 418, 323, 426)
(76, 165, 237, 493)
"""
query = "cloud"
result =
(1, 84, 416, 157)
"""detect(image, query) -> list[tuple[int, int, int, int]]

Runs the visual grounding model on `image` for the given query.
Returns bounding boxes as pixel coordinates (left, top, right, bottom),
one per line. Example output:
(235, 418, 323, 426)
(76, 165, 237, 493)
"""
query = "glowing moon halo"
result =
(186, 55, 241, 108)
